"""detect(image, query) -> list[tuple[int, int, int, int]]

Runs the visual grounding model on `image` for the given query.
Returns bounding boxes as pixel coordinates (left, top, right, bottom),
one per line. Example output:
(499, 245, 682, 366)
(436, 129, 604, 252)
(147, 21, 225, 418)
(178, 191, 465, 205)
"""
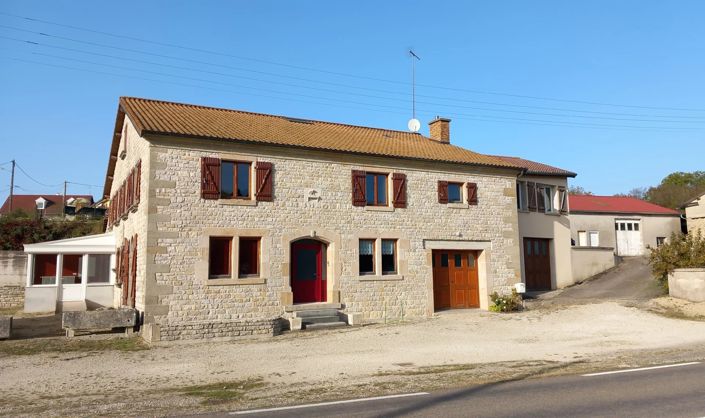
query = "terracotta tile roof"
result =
(119, 97, 520, 169)
(569, 195, 680, 215)
(0, 194, 94, 215)
(491, 155, 577, 177)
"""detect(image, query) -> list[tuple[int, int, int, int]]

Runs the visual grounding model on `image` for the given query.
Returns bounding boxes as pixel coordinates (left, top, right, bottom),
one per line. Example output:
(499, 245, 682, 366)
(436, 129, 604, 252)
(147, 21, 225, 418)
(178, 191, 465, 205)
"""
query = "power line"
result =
(15, 162, 62, 188)
(5, 35, 705, 124)
(3, 55, 698, 132)
(2, 13, 704, 112)
(3, 28, 705, 122)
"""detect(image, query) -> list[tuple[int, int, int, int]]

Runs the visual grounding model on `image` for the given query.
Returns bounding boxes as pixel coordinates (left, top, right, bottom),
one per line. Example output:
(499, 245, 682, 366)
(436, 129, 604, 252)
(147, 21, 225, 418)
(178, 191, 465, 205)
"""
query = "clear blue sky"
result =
(1, 1, 703, 201)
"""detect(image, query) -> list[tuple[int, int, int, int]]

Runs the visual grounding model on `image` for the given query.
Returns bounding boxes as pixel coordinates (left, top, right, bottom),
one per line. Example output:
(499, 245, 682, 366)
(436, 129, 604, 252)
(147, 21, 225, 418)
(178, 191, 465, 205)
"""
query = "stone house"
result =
(682, 191, 705, 235)
(99, 97, 529, 341)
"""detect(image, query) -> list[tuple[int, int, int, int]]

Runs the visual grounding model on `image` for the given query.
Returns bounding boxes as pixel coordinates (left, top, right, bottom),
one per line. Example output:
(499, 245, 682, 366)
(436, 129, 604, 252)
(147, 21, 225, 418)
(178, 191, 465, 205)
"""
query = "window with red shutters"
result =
(392, 173, 407, 208)
(351, 170, 366, 206)
(130, 234, 138, 308)
(255, 161, 273, 202)
(201, 157, 221, 199)
(467, 182, 478, 205)
(438, 181, 449, 204)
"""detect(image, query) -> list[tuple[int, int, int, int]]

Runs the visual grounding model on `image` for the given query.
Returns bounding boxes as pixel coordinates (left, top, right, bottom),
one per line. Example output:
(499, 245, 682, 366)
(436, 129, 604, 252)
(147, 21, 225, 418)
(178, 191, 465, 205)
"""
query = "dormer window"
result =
(35, 197, 47, 210)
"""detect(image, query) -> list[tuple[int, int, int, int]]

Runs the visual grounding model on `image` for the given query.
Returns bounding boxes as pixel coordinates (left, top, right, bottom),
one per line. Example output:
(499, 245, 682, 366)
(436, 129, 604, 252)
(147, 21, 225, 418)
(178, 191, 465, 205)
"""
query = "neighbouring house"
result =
(682, 191, 705, 235)
(0, 194, 103, 219)
(492, 156, 576, 291)
(99, 96, 530, 341)
(569, 195, 681, 256)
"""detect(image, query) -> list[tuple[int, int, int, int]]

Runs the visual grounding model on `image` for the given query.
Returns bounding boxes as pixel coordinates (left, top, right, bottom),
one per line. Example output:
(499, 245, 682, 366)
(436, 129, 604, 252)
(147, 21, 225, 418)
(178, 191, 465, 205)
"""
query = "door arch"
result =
(291, 239, 327, 304)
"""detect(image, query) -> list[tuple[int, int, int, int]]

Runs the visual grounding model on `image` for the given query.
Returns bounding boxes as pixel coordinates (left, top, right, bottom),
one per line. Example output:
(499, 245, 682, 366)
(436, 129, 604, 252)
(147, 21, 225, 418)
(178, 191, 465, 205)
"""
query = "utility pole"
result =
(8, 160, 15, 212)
(62, 180, 67, 219)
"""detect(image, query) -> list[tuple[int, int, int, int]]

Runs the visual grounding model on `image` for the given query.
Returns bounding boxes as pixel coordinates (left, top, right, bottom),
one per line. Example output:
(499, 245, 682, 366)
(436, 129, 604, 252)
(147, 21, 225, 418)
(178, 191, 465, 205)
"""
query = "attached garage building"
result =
(569, 195, 681, 256)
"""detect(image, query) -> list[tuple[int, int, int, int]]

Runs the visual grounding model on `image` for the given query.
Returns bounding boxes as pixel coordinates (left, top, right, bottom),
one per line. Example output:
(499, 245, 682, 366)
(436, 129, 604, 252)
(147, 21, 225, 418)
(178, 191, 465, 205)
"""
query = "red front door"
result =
(291, 240, 326, 304)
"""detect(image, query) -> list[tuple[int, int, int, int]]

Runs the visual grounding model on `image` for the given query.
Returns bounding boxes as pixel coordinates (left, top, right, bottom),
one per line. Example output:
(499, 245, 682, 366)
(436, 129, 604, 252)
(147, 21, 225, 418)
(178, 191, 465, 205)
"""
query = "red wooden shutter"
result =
(392, 173, 407, 208)
(134, 160, 141, 206)
(130, 234, 138, 308)
(115, 245, 122, 285)
(255, 161, 274, 202)
(527, 182, 537, 211)
(127, 171, 134, 209)
(438, 181, 448, 204)
(201, 157, 221, 199)
(121, 238, 129, 306)
(558, 187, 567, 214)
(467, 182, 478, 205)
(351, 170, 366, 206)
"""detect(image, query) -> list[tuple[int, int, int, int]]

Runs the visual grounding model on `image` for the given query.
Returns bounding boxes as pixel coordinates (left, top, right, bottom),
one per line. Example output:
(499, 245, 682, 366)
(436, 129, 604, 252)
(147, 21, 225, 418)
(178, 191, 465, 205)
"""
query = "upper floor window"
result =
(221, 161, 251, 199)
(447, 183, 463, 203)
(366, 173, 388, 206)
(517, 181, 528, 210)
(542, 186, 555, 213)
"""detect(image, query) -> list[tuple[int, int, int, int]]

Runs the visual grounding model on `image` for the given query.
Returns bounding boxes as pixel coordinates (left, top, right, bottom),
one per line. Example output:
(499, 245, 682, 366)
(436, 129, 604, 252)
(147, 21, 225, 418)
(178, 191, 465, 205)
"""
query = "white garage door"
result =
(615, 220, 643, 256)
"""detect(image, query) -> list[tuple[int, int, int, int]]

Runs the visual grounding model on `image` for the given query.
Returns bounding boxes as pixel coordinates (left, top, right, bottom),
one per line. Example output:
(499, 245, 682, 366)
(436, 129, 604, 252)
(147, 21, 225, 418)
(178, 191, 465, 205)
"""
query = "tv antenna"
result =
(407, 49, 421, 132)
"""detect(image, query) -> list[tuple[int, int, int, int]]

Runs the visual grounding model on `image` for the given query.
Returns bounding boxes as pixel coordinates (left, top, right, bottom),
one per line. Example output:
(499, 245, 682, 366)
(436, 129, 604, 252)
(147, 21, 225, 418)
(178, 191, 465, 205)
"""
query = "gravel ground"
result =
(2, 301, 705, 417)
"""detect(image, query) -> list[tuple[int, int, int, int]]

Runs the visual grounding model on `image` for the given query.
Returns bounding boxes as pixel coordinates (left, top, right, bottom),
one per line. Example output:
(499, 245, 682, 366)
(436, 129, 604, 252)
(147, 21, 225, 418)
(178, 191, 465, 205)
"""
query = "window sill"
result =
(364, 205, 394, 212)
(447, 203, 469, 209)
(86, 283, 113, 286)
(358, 274, 404, 281)
(207, 277, 266, 286)
(518, 208, 530, 213)
(544, 211, 561, 216)
(218, 199, 257, 207)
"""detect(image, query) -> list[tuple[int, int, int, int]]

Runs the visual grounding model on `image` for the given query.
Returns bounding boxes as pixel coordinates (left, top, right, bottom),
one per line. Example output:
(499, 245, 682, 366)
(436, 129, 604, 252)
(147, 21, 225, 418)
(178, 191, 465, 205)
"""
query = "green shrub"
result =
(0, 210, 103, 250)
(489, 289, 523, 312)
(648, 230, 705, 289)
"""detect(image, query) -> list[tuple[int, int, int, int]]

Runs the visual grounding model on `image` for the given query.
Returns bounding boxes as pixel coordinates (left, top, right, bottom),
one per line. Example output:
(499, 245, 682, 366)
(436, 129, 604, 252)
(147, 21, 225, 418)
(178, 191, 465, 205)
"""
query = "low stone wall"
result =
(669, 268, 705, 302)
(571, 247, 617, 283)
(156, 318, 282, 341)
(0, 286, 24, 308)
(0, 251, 26, 287)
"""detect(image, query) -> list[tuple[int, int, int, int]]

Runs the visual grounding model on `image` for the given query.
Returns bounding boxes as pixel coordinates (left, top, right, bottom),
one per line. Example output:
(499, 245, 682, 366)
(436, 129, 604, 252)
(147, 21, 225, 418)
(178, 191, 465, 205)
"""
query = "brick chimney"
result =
(428, 117, 451, 144)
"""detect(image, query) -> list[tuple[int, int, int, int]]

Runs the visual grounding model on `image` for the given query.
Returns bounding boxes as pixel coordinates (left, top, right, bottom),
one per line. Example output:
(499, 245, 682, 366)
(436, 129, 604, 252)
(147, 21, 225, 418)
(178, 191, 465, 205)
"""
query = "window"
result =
(467, 253, 476, 268)
(454, 253, 462, 267)
(620, 223, 626, 231)
(365, 173, 388, 206)
(359, 239, 375, 274)
(62, 255, 82, 285)
(588, 231, 600, 247)
(238, 237, 260, 277)
(578, 231, 588, 246)
(627, 223, 633, 231)
(381, 239, 397, 274)
(634, 223, 640, 231)
(656, 237, 666, 247)
(87, 254, 111, 284)
(221, 161, 251, 199)
(33, 254, 57, 285)
(543, 186, 555, 213)
(448, 183, 463, 203)
(209, 237, 232, 278)
(517, 181, 528, 210)
(440, 253, 449, 267)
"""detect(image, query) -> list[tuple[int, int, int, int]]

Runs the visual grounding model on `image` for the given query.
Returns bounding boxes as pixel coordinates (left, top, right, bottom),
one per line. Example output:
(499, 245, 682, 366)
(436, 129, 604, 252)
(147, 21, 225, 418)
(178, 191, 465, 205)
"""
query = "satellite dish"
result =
(407, 118, 421, 133)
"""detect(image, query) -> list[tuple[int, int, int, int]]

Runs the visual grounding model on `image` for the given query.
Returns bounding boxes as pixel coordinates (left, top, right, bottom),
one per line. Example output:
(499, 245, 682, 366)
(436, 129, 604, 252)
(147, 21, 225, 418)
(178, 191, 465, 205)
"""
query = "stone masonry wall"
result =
(159, 317, 282, 341)
(143, 136, 521, 340)
(0, 251, 26, 308)
(108, 116, 151, 312)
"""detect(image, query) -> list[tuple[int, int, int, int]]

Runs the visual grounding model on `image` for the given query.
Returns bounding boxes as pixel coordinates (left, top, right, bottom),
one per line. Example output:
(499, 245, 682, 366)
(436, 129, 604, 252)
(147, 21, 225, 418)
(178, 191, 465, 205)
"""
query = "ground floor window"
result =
(33, 254, 57, 285)
(239, 237, 260, 278)
(62, 254, 83, 284)
(656, 237, 666, 247)
(359, 239, 375, 274)
(209, 237, 232, 278)
(87, 254, 111, 284)
(381, 239, 397, 274)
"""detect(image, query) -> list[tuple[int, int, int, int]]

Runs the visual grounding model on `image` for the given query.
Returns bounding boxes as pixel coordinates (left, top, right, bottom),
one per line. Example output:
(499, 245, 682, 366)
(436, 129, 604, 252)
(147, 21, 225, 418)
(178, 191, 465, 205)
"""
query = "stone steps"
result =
(293, 309, 340, 318)
(303, 321, 348, 331)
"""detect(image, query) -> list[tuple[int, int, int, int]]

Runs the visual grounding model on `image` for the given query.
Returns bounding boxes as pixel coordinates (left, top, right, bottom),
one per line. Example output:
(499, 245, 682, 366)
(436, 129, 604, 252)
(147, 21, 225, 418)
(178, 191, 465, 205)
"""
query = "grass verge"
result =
(0, 336, 149, 356)
(174, 378, 266, 405)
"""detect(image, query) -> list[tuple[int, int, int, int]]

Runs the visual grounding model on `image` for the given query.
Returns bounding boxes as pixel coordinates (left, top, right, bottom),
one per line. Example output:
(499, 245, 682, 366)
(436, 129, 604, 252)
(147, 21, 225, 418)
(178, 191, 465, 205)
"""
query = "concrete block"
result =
(289, 317, 302, 331)
(0, 316, 11, 339)
(62, 308, 137, 330)
(345, 313, 363, 326)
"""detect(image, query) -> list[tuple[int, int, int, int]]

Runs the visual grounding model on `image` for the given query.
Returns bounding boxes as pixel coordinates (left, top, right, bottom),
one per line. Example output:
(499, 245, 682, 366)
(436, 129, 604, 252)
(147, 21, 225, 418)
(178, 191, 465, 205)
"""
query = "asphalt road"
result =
(203, 362, 705, 418)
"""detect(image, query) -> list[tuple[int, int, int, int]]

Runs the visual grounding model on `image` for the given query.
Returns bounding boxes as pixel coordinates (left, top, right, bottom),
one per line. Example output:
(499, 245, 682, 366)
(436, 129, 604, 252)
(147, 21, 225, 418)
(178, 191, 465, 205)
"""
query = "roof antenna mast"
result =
(407, 49, 421, 133)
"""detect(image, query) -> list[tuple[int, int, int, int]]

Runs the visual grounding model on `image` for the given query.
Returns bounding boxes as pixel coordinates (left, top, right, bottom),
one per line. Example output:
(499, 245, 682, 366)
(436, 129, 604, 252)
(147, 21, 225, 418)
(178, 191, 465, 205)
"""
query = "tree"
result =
(644, 171, 705, 210)
(0, 209, 103, 251)
(568, 185, 593, 195)
(614, 187, 647, 200)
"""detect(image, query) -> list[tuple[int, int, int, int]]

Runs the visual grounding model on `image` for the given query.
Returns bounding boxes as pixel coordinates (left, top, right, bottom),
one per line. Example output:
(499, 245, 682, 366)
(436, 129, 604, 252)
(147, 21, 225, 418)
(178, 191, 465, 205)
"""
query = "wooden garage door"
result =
(523, 238, 551, 291)
(432, 250, 480, 310)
